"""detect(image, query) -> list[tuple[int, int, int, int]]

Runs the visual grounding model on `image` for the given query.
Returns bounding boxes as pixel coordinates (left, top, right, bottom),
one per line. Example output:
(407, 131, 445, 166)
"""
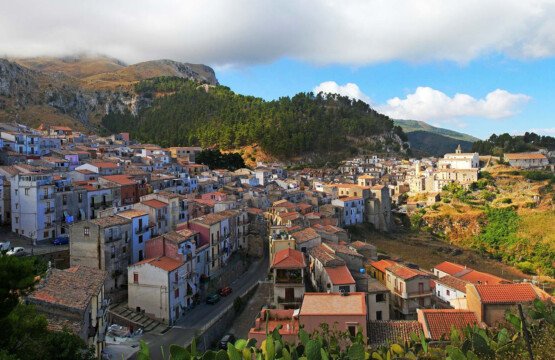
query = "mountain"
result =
(0, 56, 218, 131)
(102, 76, 407, 161)
(394, 119, 479, 156)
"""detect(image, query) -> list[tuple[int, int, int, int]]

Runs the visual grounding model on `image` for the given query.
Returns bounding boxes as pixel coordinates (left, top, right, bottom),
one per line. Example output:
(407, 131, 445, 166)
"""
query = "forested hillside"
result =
(472, 132, 555, 155)
(102, 77, 407, 159)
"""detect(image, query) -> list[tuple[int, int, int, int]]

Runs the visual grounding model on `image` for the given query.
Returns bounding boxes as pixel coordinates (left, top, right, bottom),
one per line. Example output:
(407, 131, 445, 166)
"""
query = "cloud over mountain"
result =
(2, 1, 555, 67)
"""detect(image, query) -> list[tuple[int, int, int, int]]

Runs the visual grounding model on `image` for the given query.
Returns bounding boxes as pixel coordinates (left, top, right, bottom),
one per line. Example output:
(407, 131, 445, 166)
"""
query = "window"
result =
(44, 231, 49, 238)
(174, 288, 179, 298)
(111, 246, 115, 259)
(62, 195, 67, 205)
(14, 189, 18, 196)
(376, 293, 385, 302)
(175, 272, 179, 282)
(376, 311, 382, 321)
(84, 227, 89, 236)
(138, 235, 143, 244)
(387, 274, 390, 282)
(446, 290, 450, 296)
(122, 246, 127, 254)
(78, 193, 83, 203)
(25, 188, 29, 196)
(15, 217, 18, 224)
(15, 203, 18, 209)
(133, 273, 139, 283)
(348, 325, 357, 337)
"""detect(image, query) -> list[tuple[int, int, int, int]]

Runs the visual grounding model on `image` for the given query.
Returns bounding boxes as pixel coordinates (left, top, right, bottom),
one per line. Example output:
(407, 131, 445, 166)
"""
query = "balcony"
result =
(156, 214, 164, 221)
(106, 234, 122, 242)
(44, 207, 54, 214)
(275, 276, 303, 284)
(135, 226, 150, 234)
(407, 290, 433, 298)
(39, 194, 53, 200)
(277, 296, 303, 305)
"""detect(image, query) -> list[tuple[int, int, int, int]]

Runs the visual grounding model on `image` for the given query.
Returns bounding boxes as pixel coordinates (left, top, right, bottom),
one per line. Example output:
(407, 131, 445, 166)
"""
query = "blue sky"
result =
(217, 55, 554, 140)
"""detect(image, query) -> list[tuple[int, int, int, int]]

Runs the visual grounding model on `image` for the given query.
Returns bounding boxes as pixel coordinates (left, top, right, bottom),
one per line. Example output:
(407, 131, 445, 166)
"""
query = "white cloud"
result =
(376, 87, 531, 122)
(313, 81, 372, 104)
(1, 1, 555, 67)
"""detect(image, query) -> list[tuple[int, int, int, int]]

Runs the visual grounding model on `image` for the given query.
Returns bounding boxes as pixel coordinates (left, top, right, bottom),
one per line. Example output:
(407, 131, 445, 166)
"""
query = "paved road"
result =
(106, 251, 269, 360)
(0, 225, 68, 256)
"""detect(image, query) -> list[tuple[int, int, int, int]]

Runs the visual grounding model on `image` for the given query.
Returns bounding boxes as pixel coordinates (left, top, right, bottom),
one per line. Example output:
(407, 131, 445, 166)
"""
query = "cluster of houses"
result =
(254, 240, 553, 346)
(1, 121, 551, 358)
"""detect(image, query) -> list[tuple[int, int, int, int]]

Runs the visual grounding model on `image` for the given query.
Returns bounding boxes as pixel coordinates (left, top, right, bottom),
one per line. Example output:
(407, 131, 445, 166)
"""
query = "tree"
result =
(0, 255, 36, 318)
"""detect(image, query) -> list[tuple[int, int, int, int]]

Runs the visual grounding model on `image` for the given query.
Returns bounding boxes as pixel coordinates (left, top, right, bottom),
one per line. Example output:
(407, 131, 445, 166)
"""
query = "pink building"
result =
(249, 293, 367, 344)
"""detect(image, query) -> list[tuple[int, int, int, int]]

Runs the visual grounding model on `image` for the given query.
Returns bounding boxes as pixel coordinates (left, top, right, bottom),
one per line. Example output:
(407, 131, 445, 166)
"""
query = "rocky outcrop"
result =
(0, 57, 218, 125)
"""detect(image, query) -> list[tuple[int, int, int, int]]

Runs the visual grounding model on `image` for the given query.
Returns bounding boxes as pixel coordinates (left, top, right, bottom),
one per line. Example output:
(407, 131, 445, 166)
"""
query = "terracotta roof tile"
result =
(473, 283, 540, 304)
(387, 264, 429, 280)
(301, 293, 366, 316)
(272, 248, 306, 269)
(458, 270, 511, 286)
(101, 175, 137, 185)
(504, 153, 547, 160)
(436, 275, 471, 293)
(27, 266, 105, 312)
(142, 199, 168, 209)
(133, 256, 183, 272)
(420, 309, 478, 340)
(325, 265, 355, 285)
(434, 261, 467, 276)
(292, 228, 320, 244)
(369, 259, 397, 273)
(367, 321, 422, 346)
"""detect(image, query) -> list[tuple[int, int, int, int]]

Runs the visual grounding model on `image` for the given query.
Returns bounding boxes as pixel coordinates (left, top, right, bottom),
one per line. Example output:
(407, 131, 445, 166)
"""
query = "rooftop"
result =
(272, 248, 306, 269)
(300, 292, 366, 316)
(117, 209, 148, 219)
(436, 275, 472, 293)
(386, 263, 429, 280)
(133, 256, 183, 272)
(292, 228, 320, 244)
(419, 309, 479, 341)
(504, 153, 548, 160)
(434, 261, 467, 275)
(473, 283, 541, 304)
(141, 199, 168, 209)
(324, 265, 356, 285)
(367, 321, 422, 346)
(27, 266, 105, 313)
(90, 215, 131, 227)
(369, 259, 397, 273)
(101, 175, 137, 185)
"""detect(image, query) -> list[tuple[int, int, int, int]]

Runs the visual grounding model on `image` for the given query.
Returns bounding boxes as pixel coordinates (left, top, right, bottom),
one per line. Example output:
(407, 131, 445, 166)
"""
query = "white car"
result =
(7, 247, 25, 256)
(0, 241, 10, 252)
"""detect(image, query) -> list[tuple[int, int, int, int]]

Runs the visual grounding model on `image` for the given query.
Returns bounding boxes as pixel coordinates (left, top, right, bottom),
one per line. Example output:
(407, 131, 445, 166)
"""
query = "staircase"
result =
(109, 304, 163, 333)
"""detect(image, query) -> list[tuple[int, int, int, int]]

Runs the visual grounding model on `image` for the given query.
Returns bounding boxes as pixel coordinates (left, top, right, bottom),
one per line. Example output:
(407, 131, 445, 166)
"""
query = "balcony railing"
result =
(135, 226, 150, 234)
(277, 296, 303, 304)
(106, 234, 122, 242)
(275, 277, 303, 284)
(39, 194, 53, 200)
(44, 207, 54, 214)
(407, 290, 433, 298)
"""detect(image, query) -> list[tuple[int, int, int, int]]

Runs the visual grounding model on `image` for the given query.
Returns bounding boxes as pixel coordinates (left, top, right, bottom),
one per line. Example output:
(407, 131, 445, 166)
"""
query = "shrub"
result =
(233, 296, 243, 312)
(442, 198, 451, 203)
(523, 171, 554, 181)
(501, 198, 512, 204)
(516, 261, 536, 274)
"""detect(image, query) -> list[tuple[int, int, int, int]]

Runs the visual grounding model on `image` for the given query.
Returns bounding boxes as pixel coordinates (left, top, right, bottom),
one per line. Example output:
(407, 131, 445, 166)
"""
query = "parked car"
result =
(206, 294, 220, 305)
(52, 234, 69, 245)
(219, 334, 236, 350)
(7, 247, 25, 256)
(218, 286, 232, 296)
(0, 241, 10, 252)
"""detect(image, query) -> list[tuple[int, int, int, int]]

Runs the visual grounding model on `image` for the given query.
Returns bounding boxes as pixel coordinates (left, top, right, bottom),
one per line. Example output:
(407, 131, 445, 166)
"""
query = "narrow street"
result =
(105, 250, 269, 359)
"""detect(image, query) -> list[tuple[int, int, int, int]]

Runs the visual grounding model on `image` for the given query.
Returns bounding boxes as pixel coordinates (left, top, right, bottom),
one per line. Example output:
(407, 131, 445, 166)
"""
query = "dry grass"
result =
(351, 224, 533, 282)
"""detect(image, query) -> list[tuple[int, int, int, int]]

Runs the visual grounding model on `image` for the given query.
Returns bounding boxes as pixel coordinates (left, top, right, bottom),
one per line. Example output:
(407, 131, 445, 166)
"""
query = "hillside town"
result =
(0, 122, 552, 359)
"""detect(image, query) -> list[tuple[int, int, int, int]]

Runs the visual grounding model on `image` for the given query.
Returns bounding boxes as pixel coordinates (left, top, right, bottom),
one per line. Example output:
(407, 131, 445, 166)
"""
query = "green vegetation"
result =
(394, 119, 479, 142)
(522, 171, 555, 182)
(196, 149, 245, 171)
(472, 132, 555, 156)
(135, 300, 554, 360)
(469, 207, 554, 277)
(103, 77, 406, 158)
(0, 256, 94, 360)
(406, 131, 474, 156)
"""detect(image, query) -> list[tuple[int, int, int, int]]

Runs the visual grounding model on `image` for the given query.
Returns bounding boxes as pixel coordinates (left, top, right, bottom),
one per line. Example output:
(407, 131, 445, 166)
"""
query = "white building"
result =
(128, 256, 186, 325)
(1, 131, 40, 155)
(11, 173, 56, 241)
(434, 275, 470, 305)
(438, 145, 479, 170)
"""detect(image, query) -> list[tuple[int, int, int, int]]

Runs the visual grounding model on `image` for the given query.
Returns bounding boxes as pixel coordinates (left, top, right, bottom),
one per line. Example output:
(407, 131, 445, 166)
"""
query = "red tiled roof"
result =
(387, 264, 429, 280)
(436, 275, 472, 293)
(292, 228, 320, 244)
(369, 259, 396, 273)
(434, 261, 467, 275)
(420, 309, 479, 340)
(133, 256, 183, 272)
(459, 270, 511, 286)
(325, 265, 355, 285)
(101, 175, 137, 185)
(90, 162, 119, 168)
(272, 248, 306, 269)
(142, 199, 168, 209)
(474, 283, 540, 304)
(367, 321, 422, 346)
(504, 153, 547, 160)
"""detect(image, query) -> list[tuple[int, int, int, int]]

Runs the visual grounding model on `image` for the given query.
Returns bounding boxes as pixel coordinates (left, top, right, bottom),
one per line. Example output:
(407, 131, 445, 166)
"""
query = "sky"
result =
(1, 0, 555, 139)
